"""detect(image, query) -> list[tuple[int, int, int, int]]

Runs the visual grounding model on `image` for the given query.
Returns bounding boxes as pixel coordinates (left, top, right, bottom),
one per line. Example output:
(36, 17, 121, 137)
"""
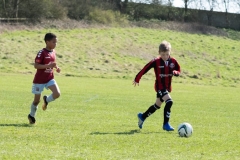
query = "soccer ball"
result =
(178, 122, 193, 137)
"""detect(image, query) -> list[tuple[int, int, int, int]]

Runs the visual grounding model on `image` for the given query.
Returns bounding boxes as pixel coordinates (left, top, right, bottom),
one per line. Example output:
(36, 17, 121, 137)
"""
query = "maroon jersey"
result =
(134, 56, 180, 92)
(33, 48, 56, 84)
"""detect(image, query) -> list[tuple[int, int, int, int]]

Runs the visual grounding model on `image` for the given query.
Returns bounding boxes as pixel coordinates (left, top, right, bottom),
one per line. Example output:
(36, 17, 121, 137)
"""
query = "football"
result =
(178, 122, 193, 137)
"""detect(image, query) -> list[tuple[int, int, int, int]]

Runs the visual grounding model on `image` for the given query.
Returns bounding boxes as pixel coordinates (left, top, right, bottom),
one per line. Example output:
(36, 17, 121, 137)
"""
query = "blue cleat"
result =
(163, 122, 174, 131)
(137, 113, 145, 129)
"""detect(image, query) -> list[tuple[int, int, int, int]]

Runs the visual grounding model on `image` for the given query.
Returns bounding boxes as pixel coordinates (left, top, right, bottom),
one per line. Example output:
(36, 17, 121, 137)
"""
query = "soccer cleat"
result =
(42, 95, 48, 111)
(28, 114, 36, 124)
(163, 122, 174, 131)
(137, 113, 145, 129)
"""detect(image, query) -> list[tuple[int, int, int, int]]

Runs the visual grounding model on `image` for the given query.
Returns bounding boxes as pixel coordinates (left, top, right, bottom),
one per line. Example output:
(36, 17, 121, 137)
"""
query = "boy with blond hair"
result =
(133, 40, 180, 131)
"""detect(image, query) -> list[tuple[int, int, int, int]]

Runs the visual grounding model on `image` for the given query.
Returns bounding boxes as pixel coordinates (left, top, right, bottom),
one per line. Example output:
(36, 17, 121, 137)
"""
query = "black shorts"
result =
(156, 89, 169, 102)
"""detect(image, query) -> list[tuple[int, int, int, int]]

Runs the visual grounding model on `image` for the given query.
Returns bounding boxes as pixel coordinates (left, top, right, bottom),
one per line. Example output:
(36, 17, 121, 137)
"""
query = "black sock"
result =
(142, 104, 160, 119)
(163, 99, 173, 124)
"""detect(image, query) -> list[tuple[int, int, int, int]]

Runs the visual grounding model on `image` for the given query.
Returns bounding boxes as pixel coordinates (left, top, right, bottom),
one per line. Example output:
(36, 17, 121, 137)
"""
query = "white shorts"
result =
(32, 79, 58, 94)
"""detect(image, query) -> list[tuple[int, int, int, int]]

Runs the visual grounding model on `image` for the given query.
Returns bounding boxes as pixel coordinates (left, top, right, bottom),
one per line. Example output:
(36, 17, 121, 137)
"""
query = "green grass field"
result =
(0, 74, 239, 159)
(0, 25, 240, 159)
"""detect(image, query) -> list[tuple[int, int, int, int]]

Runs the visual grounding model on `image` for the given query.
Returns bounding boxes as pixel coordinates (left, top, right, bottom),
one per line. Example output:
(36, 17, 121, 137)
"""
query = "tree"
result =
(233, 0, 240, 13)
(152, 0, 162, 5)
(0, 0, 20, 18)
(18, 0, 67, 21)
(166, 0, 174, 6)
(205, 0, 218, 25)
(165, 0, 175, 20)
(14, 0, 20, 18)
(222, 0, 229, 12)
(183, 0, 194, 21)
(222, 0, 230, 27)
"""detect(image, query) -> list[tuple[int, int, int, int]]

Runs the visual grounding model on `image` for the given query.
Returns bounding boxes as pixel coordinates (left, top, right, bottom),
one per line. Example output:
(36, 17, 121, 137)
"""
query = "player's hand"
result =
(48, 62, 57, 68)
(132, 81, 139, 87)
(56, 67, 61, 73)
(173, 70, 179, 77)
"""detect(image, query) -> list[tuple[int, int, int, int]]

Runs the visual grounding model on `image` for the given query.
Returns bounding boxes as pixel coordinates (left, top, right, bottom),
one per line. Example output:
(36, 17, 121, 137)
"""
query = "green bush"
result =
(87, 8, 128, 26)
(17, 0, 67, 22)
(47, 2, 67, 19)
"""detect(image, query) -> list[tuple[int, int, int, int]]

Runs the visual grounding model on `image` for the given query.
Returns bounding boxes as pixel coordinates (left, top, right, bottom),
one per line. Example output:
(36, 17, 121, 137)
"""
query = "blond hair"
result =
(159, 40, 171, 52)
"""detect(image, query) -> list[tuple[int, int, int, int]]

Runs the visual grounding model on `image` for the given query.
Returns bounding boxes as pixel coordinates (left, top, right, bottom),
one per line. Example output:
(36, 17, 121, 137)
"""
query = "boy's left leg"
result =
(42, 81, 61, 111)
(162, 94, 174, 131)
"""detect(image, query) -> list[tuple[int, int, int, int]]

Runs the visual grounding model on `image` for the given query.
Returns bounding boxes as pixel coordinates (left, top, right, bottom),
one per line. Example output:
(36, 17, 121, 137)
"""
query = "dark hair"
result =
(159, 40, 171, 52)
(44, 33, 57, 42)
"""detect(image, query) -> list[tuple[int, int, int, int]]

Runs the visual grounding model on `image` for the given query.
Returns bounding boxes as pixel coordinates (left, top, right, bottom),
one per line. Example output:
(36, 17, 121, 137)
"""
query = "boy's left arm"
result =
(55, 66, 61, 73)
(54, 52, 61, 73)
(173, 61, 181, 77)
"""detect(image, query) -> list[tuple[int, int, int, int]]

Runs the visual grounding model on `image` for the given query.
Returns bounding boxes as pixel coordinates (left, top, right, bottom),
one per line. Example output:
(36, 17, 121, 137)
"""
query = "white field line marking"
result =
(83, 95, 99, 102)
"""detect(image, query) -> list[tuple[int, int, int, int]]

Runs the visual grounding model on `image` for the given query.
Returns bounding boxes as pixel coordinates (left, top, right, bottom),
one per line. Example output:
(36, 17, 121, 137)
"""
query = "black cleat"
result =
(42, 95, 48, 111)
(28, 114, 36, 124)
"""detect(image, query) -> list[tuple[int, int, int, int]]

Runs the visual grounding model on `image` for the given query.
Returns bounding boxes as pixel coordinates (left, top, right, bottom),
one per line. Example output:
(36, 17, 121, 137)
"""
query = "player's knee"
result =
(165, 99, 173, 107)
(154, 103, 160, 109)
(54, 92, 61, 99)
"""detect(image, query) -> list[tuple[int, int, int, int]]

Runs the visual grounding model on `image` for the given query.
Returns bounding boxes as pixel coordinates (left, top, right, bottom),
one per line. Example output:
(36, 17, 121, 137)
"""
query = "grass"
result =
(0, 74, 239, 159)
(0, 27, 240, 87)
(0, 23, 240, 159)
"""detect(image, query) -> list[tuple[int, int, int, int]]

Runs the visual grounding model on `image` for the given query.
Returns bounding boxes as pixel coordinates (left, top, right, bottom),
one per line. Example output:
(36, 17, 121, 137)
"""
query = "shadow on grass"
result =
(90, 129, 163, 135)
(0, 123, 33, 127)
(90, 129, 140, 135)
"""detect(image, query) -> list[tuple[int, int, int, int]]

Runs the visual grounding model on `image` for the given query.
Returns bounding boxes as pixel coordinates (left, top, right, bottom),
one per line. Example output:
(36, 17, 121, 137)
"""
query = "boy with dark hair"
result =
(133, 40, 180, 131)
(28, 33, 61, 124)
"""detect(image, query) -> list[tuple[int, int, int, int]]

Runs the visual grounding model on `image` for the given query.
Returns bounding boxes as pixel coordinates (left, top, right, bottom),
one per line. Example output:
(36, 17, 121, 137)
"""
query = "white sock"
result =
(46, 94, 55, 103)
(30, 104, 38, 117)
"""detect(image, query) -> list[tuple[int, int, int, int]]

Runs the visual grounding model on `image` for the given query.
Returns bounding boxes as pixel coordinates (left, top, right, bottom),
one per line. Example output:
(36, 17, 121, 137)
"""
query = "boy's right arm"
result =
(132, 81, 139, 87)
(34, 50, 57, 69)
(133, 59, 154, 85)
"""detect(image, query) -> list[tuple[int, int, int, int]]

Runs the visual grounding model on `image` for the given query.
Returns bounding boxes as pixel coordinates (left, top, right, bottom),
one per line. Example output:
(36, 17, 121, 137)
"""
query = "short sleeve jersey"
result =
(33, 48, 56, 84)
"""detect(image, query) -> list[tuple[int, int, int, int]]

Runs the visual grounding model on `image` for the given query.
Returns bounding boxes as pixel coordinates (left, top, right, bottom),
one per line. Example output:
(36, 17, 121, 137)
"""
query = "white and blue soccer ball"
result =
(178, 122, 193, 137)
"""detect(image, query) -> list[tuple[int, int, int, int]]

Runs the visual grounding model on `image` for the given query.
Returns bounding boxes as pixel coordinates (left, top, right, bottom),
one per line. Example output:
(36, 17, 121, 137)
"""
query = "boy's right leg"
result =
(142, 103, 161, 119)
(138, 98, 162, 129)
(28, 94, 40, 124)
